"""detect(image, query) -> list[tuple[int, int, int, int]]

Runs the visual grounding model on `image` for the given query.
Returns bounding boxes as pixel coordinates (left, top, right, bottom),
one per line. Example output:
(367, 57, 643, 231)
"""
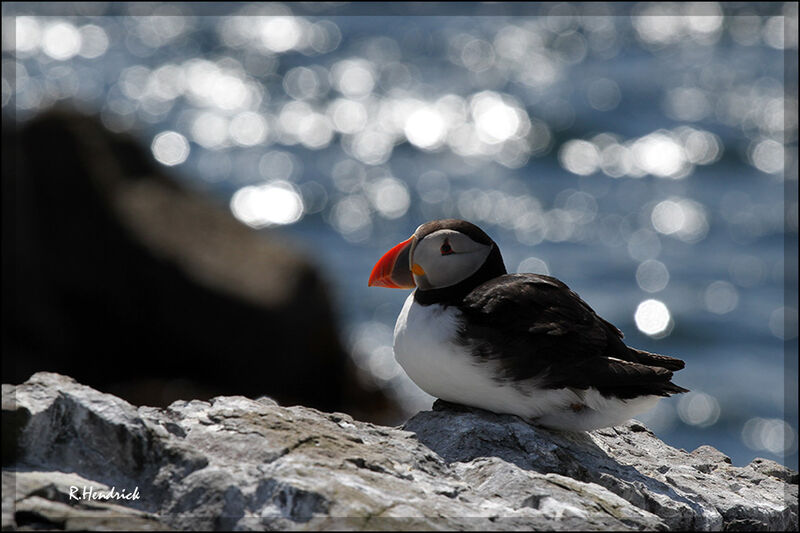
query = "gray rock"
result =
(3, 373, 797, 531)
(3, 470, 166, 531)
(406, 401, 798, 531)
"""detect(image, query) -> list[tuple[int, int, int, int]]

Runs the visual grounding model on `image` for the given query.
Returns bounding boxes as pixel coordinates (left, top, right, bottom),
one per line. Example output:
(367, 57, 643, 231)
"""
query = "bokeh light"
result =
(42, 21, 81, 61)
(587, 78, 621, 111)
(750, 139, 785, 174)
(151, 131, 190, 166)
(3, 3, 796, 470)
(405, 106, 447, 150)
(260, 16, 303, 53)
(704, 281, 739, 315)
(517, 257, 549, 275)
(636, 259, 670, 293)
(677, 392, 721, 428)
(366, 176, 410, 219)
(14, 17, 42, 54)
(230, 181, 304, 228)
(229, 111, 268, 147)
(769, 306, 799, 340)
(78, 25, 109, 59)
(651, 198, 708, 243)
(331, 59, 375, 99)
(634, 299, 672, 337)
(742, 418, 797, 455)
(559, 140, 600, 176)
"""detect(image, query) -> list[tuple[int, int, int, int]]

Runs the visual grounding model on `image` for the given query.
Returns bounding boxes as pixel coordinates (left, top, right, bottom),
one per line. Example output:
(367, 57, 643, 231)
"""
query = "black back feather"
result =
(455, 274, 688, 400)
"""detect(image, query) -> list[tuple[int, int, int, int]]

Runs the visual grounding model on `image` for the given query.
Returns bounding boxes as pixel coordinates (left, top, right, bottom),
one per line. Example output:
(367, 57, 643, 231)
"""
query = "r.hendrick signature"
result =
(69, 485, 141, 502)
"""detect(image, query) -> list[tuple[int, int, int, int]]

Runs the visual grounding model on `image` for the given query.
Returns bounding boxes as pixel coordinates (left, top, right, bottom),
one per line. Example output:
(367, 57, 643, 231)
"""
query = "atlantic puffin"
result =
(368, 219, 688, 431)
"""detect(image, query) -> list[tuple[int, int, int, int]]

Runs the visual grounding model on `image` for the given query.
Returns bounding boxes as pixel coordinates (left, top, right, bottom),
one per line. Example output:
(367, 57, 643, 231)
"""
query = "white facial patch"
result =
(411, 229, 491, 289)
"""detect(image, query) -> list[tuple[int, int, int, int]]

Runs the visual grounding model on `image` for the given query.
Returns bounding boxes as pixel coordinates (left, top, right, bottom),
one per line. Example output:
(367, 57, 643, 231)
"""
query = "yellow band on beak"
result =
(412, 263, 425, 276)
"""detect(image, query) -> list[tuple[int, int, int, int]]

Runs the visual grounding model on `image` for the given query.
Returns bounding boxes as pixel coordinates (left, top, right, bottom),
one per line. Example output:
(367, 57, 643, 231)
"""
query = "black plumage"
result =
(370, 218, 689, 428)
(456, 273, 688, 400)
(408, 219, 687, 401)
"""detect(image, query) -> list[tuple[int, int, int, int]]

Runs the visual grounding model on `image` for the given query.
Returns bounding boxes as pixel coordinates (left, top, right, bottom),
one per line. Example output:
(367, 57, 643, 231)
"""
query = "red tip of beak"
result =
(368, 236, 416, 289)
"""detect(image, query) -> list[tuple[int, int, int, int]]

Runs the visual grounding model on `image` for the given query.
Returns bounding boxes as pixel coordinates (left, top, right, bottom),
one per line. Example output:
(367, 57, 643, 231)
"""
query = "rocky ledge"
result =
(2, 373, 797, 531)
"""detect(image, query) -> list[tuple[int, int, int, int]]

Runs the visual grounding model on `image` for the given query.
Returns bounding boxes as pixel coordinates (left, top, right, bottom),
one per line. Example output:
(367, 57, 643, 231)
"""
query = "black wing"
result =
(457, 274, 687, 399)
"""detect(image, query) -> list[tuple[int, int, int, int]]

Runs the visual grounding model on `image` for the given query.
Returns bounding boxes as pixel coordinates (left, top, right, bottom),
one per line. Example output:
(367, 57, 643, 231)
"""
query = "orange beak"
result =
(368, 236, 417, 289)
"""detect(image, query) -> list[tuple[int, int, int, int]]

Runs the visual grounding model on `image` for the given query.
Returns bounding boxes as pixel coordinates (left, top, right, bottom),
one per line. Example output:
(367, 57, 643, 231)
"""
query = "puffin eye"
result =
(440, 240, 454, 255)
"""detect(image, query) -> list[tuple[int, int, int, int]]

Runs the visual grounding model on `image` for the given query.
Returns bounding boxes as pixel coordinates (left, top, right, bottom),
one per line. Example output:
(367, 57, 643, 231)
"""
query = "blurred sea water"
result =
(2, 2, 797, 469)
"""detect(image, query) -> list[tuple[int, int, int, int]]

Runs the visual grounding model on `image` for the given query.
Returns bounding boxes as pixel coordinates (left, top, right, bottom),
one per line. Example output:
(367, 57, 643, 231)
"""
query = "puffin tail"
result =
(629, 347, 686, 371)
(659, 381, 690, 396)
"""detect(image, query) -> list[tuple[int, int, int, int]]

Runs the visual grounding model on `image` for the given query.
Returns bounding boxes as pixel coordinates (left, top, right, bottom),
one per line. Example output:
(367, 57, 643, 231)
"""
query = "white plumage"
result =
(393, 292, 661, 431)
(370, 219, 686, 431)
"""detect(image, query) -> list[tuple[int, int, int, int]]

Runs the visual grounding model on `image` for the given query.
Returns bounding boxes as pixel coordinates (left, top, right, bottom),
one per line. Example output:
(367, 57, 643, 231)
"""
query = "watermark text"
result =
(68, 485, 141, 502)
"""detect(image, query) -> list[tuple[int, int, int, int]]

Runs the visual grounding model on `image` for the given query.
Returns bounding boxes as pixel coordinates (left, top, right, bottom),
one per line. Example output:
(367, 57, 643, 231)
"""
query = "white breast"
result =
(392, 292, 662, 431)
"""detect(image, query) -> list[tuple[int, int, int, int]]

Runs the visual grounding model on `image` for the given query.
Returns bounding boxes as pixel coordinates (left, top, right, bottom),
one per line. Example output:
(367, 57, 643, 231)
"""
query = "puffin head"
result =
(368, 219, 506, 294)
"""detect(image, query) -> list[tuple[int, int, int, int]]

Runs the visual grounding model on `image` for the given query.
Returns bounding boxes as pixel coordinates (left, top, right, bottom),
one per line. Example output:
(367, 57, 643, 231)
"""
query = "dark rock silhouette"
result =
(2, 109, 393, 421)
